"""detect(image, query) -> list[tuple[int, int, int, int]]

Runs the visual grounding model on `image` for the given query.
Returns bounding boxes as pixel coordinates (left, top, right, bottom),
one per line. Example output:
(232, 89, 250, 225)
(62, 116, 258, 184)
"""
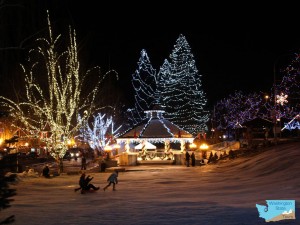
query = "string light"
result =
(129, 35, 209, 136)
(157, 34, 209, 135)
(214, 91, 268, 130)
(0, 12, 110, 169)
(130, 49, 157, 125)
(213, 49, 300, 131)
(77, 113, 121, 151)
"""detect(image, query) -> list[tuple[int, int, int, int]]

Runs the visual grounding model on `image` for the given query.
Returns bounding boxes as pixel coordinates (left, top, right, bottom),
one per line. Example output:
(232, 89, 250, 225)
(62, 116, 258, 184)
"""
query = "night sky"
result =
(1, 1, 300, 108)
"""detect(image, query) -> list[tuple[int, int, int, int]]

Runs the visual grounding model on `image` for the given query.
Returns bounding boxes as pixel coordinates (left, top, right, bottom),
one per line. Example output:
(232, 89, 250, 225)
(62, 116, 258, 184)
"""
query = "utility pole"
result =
(272, 52, 293, 143)
(273, 61, 277, 143)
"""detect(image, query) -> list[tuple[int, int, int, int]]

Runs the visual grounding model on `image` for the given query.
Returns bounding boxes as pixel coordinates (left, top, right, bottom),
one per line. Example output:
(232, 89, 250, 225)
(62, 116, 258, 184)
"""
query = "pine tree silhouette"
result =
(0, 171, 17, 224)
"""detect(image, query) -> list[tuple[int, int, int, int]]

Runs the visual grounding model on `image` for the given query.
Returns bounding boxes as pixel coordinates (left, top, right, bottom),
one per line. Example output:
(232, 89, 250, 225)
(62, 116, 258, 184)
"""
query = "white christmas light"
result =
(157, 34, 209, 135)
(130, 49, 157, 125)
(276, 93, 288, 106)
(0, 12, 112, 172)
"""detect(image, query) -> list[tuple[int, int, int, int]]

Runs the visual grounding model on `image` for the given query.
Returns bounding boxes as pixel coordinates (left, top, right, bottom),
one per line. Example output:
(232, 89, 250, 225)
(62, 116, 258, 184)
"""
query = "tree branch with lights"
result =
(0, 11, 114, 173)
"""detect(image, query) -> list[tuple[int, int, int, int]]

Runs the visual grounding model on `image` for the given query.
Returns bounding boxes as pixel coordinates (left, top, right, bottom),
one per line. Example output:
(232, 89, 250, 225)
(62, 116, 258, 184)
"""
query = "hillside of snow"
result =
(3, 141, 300, 225)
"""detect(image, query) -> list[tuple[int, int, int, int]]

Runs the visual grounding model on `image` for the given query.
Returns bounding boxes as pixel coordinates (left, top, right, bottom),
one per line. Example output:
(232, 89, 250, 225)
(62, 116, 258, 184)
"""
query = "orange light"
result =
(104, 145, 112, 151)
(200, 143, 209, 150)
(189, 143, 197, 149)
(113, 144, 120, 149)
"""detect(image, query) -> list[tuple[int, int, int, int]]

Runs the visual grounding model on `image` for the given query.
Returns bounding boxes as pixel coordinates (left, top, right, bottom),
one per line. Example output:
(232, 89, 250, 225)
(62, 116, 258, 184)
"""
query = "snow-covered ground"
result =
(3, 141, 300, 225)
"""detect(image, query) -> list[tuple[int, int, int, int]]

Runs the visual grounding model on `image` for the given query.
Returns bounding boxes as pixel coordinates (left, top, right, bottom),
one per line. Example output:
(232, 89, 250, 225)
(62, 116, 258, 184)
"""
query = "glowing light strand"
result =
(0, 11, 111, 172)
(130, 49, 157, 126)
(158, 34, 209, 135)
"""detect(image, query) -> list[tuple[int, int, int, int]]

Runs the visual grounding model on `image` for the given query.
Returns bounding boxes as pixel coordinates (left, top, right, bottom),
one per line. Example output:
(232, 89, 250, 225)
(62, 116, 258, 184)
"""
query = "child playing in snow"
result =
(103, 170, 118, 191)
(75, 172, 100, 194)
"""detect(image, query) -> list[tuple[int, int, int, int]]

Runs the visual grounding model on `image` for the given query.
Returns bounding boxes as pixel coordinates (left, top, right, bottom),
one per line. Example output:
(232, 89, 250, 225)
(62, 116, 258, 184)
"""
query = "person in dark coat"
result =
(191, 151, 196, 167)
(185, 151, 190, 167)
(42, 165, 50, 178)
(74, 172, 99, 194)
(81, 155, 87, 170)
(103, 170, 118, 191)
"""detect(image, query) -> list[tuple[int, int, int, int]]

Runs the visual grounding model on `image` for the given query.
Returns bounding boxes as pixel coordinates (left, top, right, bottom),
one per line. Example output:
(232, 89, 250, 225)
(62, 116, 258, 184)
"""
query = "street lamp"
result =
(189, 143, 197, 150)
(200, 143, 209, 150)
(264, 95, 269, 101)
(273, 60, 278, 141)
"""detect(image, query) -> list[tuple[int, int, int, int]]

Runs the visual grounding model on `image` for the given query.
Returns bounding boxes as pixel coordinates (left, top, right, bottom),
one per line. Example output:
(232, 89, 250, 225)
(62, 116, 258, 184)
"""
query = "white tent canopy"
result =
(118, 142, 136, 149)
(134, 141, 157, 150)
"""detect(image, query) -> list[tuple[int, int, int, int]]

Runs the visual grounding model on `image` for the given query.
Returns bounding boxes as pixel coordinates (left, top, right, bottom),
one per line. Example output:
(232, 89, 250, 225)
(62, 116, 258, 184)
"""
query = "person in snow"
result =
(185, 150, 190, 167)
(74, 172, 99, 194)
(191, 151, 196, 167)
(103, 170, 118, 191)
(81, 155, 87, 170)
(42, 165, 50, 178)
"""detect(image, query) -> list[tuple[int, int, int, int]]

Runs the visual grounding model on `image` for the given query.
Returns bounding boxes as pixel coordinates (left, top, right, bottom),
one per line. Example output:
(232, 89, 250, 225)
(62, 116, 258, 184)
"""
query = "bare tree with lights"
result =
(0, 12, 111, 173)
(214, 91, 269, 131)
(275, 53, 300, 120)
(77, 113, 122, 154)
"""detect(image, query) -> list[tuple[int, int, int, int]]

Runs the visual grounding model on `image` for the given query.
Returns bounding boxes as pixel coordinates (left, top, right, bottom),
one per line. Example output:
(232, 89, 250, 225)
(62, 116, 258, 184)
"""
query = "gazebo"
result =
(116, 106, 194, 153)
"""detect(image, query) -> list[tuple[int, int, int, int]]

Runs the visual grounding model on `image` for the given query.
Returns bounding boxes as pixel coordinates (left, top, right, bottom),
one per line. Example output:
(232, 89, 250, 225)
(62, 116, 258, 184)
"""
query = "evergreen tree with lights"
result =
(130, 49, 157, 125)
(156, 59, 171, 108)
(159, 34, 209, 135)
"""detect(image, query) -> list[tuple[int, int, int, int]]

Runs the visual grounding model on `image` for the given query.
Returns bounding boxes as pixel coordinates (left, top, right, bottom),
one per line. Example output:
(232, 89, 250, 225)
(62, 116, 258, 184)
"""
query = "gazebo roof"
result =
(117, 106, 194, 145)
(118, 118, 193, 139)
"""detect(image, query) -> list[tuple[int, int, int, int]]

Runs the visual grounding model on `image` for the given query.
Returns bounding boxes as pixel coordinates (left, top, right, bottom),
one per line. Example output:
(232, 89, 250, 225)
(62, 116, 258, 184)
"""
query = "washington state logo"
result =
(256, 200, 296, 222)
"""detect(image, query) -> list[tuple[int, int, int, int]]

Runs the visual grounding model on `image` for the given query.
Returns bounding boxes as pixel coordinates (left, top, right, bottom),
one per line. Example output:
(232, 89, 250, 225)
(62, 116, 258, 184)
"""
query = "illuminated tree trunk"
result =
(58, 158, 64, 174)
